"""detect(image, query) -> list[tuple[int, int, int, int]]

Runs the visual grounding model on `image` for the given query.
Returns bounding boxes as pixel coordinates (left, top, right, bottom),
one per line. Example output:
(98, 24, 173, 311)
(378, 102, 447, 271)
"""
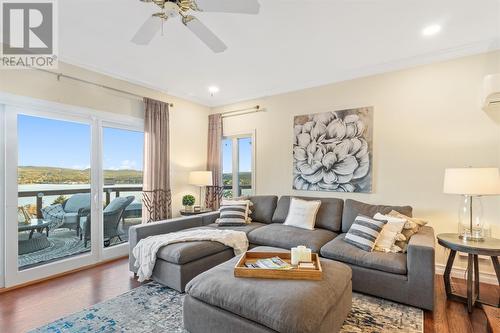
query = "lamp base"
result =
(459, 234, 485, 242)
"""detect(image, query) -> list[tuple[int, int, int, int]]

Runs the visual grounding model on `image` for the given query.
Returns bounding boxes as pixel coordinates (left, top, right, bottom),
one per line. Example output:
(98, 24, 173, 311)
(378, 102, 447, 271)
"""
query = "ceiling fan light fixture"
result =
(422, 24, 441, 37)
(208, 86, 220, 96)
(133, 0, 260, 52)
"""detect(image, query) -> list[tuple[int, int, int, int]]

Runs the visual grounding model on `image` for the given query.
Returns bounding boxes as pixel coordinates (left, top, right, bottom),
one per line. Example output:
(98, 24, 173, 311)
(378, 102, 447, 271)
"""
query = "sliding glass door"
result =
(101, 125, 143, 253)
(4, 105, 143, 287)
(17, 114, 92, 270)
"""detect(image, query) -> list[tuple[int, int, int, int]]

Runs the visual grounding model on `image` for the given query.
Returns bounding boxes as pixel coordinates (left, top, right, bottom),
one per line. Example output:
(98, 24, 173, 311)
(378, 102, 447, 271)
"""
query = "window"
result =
(222, 134, 254, 198)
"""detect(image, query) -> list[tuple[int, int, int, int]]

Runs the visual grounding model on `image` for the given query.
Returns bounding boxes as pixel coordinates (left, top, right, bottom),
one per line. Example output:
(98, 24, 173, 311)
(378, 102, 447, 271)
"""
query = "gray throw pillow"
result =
(41, 204, 65, 229)
(216, 202, 248, 226)
(345, 215, 387, 252)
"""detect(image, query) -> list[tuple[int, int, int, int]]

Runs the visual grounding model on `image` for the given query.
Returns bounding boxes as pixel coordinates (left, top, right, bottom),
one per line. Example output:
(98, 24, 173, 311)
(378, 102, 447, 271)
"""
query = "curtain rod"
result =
(33, 68, 174, 108)
(221, 105, 264, 118)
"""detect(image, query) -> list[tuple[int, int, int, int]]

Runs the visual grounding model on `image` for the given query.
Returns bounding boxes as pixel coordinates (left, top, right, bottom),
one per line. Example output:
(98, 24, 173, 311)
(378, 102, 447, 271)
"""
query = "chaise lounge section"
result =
(320, 199, 435, 310)
(129, 195, 435, 310)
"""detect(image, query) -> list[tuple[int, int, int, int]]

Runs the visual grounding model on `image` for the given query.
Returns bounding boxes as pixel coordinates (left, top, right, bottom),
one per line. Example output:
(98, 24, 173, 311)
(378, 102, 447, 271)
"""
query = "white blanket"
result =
(132, 229, 248, 282)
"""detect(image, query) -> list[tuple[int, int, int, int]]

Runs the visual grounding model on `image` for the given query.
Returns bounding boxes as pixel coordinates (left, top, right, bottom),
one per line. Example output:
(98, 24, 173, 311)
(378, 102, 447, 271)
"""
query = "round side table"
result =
(179, 209, 213, 216)
(437, 233, 500, 312)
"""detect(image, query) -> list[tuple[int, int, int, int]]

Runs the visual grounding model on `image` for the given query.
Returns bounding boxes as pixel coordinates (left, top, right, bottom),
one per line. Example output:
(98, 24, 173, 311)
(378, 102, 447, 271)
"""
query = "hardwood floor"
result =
(0, 258, 498, 333)
(425, 276, 499, 333)
(0, 258, 141, 333)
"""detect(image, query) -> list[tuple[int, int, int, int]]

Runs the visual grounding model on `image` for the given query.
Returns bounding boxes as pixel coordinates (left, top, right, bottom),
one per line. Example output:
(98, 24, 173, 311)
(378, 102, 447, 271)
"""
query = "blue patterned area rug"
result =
(31, 282, 423, 333)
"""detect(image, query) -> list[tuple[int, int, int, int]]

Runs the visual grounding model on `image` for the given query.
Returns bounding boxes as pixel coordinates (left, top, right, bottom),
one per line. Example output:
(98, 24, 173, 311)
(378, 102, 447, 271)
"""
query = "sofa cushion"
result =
(156, 240, 230, 265)
(320, 233, 407, 275)
(247, 195, 278, 224)
(156, 223, 265, 265)
(342, 199, 413, 233)
(104, 196, 131, 213)
(63, 193, 91, 213)
(272, 196, 344, 232)
(206, 222, 266, 234)
(63, 212, 79, 225)
(185, 246, 352, 333)
(247, 224, 336, 253)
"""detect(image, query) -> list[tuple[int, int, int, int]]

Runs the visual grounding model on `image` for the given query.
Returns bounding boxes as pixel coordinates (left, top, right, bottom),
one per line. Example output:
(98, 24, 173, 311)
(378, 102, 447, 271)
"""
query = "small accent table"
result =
(437, 233, 500, 312)
(18, 218, 50, 239)
(18, 219, 51, 254)
(179, 209, 213, 216)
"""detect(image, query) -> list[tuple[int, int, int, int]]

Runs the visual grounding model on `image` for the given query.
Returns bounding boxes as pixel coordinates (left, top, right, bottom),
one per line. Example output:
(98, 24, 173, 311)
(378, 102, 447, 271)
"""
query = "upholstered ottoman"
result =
(183, 246, 352, 333)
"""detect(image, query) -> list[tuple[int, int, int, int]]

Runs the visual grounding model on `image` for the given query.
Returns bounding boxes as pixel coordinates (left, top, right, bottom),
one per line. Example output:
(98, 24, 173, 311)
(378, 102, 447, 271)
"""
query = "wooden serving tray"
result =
(234, 251, 323, 281)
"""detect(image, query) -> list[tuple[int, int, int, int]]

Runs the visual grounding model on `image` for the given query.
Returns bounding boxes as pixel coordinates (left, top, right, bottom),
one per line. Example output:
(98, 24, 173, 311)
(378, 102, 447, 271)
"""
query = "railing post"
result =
(116, 191, 120, 198)
(105, 190, 110, 206)
(36, 192, 43, 218)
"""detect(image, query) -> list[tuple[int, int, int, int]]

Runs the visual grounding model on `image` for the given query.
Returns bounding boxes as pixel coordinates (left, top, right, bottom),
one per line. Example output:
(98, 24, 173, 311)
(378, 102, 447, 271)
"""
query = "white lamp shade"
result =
(189, 171, 213, 186)
(443, 168, 500, 195)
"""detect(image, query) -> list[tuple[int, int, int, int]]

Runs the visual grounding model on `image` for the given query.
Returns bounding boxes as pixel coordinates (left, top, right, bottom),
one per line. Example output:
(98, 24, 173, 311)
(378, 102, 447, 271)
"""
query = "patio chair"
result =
(80, 196, 135, 247)
(41, 193, 90, 235)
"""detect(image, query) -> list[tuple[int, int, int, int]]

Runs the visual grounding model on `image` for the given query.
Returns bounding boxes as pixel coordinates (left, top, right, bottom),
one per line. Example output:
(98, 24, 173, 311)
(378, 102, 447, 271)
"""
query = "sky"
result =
(18, 115, 144, 170)
(222, 137, 252, 173)
(18, 114, 250, 173)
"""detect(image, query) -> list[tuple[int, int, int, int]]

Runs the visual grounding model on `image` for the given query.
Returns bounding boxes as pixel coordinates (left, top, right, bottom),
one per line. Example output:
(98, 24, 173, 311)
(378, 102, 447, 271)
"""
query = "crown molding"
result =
(57, 55, 211, 107)
(60, 38, 500, 108)
(213, 38, 500, 107)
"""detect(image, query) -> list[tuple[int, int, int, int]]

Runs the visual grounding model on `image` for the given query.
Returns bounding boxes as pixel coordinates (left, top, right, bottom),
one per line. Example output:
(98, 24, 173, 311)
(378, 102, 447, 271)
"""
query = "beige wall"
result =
(213, 51, 500, 275)
(0, 61, 210, 215)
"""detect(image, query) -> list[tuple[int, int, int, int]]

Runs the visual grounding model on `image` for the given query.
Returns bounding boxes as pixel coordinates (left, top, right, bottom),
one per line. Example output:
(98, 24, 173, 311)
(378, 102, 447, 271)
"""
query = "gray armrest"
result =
(201, 211, 220, 225)
(128, 215, 204, 272)
(407, 225, 435, 310)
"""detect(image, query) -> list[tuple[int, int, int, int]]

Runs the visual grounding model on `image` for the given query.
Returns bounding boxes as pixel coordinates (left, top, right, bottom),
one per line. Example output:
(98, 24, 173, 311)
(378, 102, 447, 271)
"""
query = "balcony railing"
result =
(222, 185, 252, 198)
(18, 186, 143, 218)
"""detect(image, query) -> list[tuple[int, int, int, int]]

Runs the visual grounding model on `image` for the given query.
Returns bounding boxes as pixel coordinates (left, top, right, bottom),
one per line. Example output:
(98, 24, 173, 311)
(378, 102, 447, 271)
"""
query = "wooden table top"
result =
(437, 233, 500, 256)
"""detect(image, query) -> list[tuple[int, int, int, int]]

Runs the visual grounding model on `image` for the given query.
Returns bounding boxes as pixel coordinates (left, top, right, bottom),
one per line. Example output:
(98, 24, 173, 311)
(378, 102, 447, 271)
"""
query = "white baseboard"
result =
(435, 264, 499, 285)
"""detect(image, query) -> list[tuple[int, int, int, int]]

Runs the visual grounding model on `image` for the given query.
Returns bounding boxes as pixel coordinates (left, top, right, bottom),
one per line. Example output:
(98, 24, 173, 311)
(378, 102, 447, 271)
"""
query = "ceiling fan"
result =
(132, 0, 260, 53)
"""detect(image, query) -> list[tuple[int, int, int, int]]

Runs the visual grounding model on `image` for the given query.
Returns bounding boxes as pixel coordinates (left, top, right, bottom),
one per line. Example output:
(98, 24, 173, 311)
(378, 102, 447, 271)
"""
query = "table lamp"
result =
(443, 167, 500, 241)
(188, 171, 213, 210)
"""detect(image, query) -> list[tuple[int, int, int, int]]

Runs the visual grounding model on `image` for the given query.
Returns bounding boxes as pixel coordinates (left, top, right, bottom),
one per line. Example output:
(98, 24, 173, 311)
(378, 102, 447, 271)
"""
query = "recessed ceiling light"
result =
(208, 86, 220, 96)
(422, 24, 441, 37)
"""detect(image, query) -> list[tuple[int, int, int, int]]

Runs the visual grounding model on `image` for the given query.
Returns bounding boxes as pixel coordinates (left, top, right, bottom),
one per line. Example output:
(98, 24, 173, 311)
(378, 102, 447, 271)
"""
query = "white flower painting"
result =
(293, 107, 373, 193)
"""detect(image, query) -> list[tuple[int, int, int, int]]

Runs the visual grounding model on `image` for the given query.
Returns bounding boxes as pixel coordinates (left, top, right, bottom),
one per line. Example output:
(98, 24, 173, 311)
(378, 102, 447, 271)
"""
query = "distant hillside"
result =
(18, 166, 143, 185)
(223, 172, 251, 186)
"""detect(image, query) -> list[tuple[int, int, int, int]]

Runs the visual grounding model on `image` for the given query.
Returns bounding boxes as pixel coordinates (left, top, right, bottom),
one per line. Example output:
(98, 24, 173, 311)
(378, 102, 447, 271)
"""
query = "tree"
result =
(52, 195, 67, 205)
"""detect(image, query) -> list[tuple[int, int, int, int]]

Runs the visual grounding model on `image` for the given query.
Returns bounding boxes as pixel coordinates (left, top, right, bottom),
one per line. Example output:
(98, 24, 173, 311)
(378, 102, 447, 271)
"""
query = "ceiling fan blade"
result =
(191, 0, 260, 14)
(131, 16, 161, 45)
(182, 15, 227, 53)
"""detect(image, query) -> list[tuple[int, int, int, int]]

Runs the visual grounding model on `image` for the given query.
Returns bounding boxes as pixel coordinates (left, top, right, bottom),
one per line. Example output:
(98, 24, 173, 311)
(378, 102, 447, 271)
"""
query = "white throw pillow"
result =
(373, 212, 406, 253)
(283, 198, 321, 230)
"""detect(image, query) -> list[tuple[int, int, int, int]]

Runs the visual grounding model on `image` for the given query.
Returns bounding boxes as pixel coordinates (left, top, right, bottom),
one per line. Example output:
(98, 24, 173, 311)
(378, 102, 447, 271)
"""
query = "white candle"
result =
(303, 248, 312, 262)
(291, 247, 300, 265)
(297, 245, 308, 262)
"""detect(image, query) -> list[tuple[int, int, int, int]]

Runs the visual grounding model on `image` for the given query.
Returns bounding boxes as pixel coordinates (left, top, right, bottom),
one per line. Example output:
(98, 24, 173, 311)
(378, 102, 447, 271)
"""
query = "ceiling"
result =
(59, 0, 500, 107)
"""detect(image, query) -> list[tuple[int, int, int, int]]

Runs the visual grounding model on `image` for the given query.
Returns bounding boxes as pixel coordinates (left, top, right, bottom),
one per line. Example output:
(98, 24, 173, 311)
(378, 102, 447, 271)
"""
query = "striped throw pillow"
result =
(217, 200, 250, 226)
(345, 215, 387, 252)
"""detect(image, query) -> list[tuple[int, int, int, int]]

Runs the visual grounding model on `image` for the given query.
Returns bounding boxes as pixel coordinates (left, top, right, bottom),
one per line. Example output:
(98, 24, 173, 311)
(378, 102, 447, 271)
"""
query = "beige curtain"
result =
(205, 114, 223, 210)
(142, 98, 172, 223)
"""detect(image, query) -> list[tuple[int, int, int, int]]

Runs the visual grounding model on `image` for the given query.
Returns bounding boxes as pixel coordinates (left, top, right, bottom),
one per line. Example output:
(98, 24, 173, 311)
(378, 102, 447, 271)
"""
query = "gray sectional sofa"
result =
(129, 195, 435, 310)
